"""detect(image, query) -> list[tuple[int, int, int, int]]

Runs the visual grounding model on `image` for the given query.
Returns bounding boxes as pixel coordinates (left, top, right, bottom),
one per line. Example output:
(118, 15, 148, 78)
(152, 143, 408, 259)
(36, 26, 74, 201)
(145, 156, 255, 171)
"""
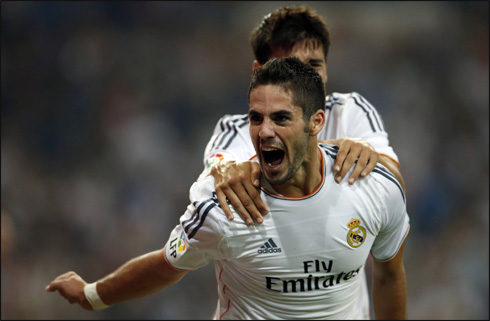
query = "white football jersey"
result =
(165, 144, 409, 320)
(199, 92, 398, 180)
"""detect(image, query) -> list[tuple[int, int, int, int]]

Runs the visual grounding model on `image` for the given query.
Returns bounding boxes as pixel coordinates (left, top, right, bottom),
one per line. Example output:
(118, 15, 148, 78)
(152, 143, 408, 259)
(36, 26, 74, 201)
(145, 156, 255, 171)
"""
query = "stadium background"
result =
(1, 1, 488, 319)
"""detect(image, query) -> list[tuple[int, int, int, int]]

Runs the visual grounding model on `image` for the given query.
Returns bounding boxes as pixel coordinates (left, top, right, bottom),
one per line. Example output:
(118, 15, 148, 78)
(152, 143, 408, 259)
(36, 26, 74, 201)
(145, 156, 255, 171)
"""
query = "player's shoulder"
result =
(318, 143, 405, 203)
(325, 92, 371, 109)
(188, 176, 230, 223)
(318, 143, 339, 158)
(318, 143, 339, 171)
(190, 175, 217, 202)
(370, 163, 406, 204)
(216, 113, 249, 127)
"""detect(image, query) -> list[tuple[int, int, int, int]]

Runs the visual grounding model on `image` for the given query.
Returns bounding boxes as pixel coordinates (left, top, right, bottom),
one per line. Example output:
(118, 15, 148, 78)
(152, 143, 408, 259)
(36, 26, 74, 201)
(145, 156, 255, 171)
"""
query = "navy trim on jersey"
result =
(319, 143, 339, 159)
(351, 93, 384, 133)
(182, 198, 218, 239)
(210, 115, 249, 151)
(183, 198, 217, 239)
(320, 143, 405, 203)
(357, 93, 385, 130)
(372, 167, 406, 204)
(325, 95, 342, 111)
(182, 200, 210, 231)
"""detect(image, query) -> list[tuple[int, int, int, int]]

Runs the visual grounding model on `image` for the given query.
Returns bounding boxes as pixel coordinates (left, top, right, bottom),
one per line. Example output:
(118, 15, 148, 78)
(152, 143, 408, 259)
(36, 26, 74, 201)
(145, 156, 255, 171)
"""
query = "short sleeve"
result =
(370, 166, 410, 261)
(164, 178, 227, 270)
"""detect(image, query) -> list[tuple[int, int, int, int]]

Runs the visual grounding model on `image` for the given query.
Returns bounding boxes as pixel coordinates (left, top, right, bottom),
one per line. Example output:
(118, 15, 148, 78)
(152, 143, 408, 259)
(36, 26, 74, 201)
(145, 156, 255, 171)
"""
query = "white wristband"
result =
(84, 282, 109, 310)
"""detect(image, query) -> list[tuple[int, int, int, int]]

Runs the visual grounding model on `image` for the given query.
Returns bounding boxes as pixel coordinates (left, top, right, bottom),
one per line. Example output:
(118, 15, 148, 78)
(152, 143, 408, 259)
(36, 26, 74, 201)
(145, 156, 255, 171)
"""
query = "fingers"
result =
(215, 178, 253, 225)
(250, 162, 269, 216)
(45, 271, 93, 309)
(333, 141, 353, 183)
(219, 174, 263, 226)
(212, 160, 268, 225)
(359, 149, 378, 178)
(45, 271, 77, 291)
(215, 183, 236, 221)
(333, 138, 379, 184)
(347, 148, 371, 184)
(242, 182, 265, 225)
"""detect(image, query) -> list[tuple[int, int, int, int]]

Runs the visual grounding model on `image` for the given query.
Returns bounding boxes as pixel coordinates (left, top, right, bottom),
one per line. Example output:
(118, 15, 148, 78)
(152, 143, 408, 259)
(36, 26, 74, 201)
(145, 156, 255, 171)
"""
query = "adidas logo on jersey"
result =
(257, 238, 282, 254)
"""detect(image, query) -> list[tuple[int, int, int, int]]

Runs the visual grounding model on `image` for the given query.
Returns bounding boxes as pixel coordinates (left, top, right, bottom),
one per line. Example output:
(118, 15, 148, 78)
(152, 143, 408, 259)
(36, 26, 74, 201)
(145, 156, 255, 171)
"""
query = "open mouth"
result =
(262, 148, 285, 167)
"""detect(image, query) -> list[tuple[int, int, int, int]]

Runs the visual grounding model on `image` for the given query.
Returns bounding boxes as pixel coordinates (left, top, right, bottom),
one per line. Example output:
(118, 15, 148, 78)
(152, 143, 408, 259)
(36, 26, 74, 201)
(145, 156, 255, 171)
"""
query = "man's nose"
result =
(259, 119, 275, 139)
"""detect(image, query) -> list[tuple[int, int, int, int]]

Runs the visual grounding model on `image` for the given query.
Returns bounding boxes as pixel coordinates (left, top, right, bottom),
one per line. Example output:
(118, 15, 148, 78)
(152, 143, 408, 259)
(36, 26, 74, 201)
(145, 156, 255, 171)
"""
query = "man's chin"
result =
(264, 170, 288, 186)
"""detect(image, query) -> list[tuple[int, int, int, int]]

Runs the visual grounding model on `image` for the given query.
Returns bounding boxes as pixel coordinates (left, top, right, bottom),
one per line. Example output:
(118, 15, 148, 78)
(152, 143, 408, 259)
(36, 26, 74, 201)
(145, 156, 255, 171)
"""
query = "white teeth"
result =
(268, 163, 272, 166)
(262, 148, 278, 152)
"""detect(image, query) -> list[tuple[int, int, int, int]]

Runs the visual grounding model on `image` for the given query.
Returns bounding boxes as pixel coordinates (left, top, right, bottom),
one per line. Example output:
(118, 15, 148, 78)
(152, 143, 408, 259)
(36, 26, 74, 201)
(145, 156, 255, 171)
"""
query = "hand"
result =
(322, 138, 379, 184)
(45, 271, 93, 310)
(211, 160, 269, 225)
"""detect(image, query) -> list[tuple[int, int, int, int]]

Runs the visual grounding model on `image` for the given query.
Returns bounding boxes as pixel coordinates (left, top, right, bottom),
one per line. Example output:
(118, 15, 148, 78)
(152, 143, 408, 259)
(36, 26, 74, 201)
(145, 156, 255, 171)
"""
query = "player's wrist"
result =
(84, 282, 110, 310)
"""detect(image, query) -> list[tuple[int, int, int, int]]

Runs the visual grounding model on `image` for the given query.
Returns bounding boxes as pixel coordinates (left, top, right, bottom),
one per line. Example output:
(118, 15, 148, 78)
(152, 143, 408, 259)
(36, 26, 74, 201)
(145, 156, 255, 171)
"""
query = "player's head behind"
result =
(250, 5, 330, 84)
(247, 57, 325, 187)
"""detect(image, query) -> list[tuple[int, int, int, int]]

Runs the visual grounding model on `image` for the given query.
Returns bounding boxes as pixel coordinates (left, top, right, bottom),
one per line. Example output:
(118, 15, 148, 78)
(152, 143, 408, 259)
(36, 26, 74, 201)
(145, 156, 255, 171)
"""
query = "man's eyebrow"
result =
(271, 110, 294, 117)
(306, 58, 324, 65)
(249, 110, 293, 117)
(249, 110, 261, 116)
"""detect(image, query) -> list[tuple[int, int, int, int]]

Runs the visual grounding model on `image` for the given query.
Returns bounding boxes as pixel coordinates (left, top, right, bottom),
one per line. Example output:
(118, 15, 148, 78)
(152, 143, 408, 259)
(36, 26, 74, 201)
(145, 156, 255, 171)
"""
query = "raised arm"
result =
(372, 241, 407, 320)
(46, 248, 188, 310)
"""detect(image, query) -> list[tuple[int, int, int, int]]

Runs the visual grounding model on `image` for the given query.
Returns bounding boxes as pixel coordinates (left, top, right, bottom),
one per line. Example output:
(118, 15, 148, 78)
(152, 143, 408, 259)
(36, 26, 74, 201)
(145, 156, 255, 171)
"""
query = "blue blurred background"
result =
(1, 1, 488, 319)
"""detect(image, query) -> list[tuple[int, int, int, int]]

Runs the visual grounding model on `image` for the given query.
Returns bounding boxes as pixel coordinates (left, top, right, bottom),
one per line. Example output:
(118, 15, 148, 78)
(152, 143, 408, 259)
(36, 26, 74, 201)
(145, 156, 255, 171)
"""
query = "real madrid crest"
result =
(347, 218, 366, 248)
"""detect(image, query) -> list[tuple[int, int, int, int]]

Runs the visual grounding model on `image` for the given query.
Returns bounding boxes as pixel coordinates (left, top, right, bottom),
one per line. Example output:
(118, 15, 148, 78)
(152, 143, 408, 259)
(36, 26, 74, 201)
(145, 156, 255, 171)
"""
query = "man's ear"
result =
(253, 60, 260, 71)
(309, 110, 325, 136)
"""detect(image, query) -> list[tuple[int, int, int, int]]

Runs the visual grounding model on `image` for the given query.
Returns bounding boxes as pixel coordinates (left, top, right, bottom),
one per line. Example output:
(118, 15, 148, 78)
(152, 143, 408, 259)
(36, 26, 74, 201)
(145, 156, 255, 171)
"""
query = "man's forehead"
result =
(249, 85, 298, 113)
(270, 40, 324, 60)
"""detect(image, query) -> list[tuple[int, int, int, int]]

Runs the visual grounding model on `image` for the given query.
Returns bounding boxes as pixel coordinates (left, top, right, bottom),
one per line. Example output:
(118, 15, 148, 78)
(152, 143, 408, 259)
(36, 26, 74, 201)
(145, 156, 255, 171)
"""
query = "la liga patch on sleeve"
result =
(204, 151, 233, 169)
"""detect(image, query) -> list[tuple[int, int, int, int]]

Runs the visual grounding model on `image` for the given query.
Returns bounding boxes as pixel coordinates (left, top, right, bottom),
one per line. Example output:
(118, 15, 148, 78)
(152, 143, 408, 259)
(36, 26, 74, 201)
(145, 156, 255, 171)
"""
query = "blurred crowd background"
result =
(1, 1, 488, 319)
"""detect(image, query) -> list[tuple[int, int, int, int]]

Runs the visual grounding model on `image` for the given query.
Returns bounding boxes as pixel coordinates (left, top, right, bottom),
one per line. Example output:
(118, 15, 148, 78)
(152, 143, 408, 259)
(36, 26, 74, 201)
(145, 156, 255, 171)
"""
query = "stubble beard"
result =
(265, 129, 310, 186)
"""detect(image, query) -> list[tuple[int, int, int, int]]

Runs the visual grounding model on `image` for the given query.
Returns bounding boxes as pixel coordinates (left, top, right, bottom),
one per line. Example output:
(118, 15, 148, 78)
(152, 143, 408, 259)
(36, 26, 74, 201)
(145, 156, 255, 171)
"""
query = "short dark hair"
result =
(248, 57, 325, 120)
(250, 5, 331, 65)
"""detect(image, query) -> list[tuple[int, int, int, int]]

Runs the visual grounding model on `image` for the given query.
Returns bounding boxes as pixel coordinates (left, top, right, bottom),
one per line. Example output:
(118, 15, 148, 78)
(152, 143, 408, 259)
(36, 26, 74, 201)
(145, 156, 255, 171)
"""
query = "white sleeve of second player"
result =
(198, 114, 256, 181)
(333, 92, 399, 163)
(164, 178, 229, 270)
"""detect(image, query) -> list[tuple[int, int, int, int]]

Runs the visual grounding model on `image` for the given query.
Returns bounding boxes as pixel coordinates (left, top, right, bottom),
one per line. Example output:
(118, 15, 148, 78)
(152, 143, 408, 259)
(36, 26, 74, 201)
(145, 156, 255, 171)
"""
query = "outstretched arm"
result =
(372, 242, 407, 320)
(46, 248, 188, 310)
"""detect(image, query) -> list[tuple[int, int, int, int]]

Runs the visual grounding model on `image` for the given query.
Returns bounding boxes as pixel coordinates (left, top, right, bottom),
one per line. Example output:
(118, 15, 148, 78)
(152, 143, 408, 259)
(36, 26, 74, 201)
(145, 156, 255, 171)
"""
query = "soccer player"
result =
(46, 57, 409, 320)
(202, 5, 406, 226)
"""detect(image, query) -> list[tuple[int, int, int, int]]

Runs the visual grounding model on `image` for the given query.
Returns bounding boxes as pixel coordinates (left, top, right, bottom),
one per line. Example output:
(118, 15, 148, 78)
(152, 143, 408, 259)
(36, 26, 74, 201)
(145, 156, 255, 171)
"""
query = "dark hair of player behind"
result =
(250, 5, 331, 65)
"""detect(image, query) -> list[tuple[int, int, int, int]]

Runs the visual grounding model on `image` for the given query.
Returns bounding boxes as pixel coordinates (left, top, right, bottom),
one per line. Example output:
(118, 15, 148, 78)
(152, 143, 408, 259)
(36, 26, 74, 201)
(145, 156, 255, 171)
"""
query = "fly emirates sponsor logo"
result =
(265, 259, 362, 293)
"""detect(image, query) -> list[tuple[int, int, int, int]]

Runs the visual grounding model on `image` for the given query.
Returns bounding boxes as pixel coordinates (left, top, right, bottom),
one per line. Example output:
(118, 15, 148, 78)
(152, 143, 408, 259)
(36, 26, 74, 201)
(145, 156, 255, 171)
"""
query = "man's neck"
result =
(268, 145, 323, 198)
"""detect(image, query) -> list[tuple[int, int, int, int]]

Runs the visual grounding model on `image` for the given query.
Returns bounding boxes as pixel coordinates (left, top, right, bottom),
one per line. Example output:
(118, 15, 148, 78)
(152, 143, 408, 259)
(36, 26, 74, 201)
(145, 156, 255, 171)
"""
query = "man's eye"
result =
(275, 116, 288, 123)
(250, 115, 262, 122)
